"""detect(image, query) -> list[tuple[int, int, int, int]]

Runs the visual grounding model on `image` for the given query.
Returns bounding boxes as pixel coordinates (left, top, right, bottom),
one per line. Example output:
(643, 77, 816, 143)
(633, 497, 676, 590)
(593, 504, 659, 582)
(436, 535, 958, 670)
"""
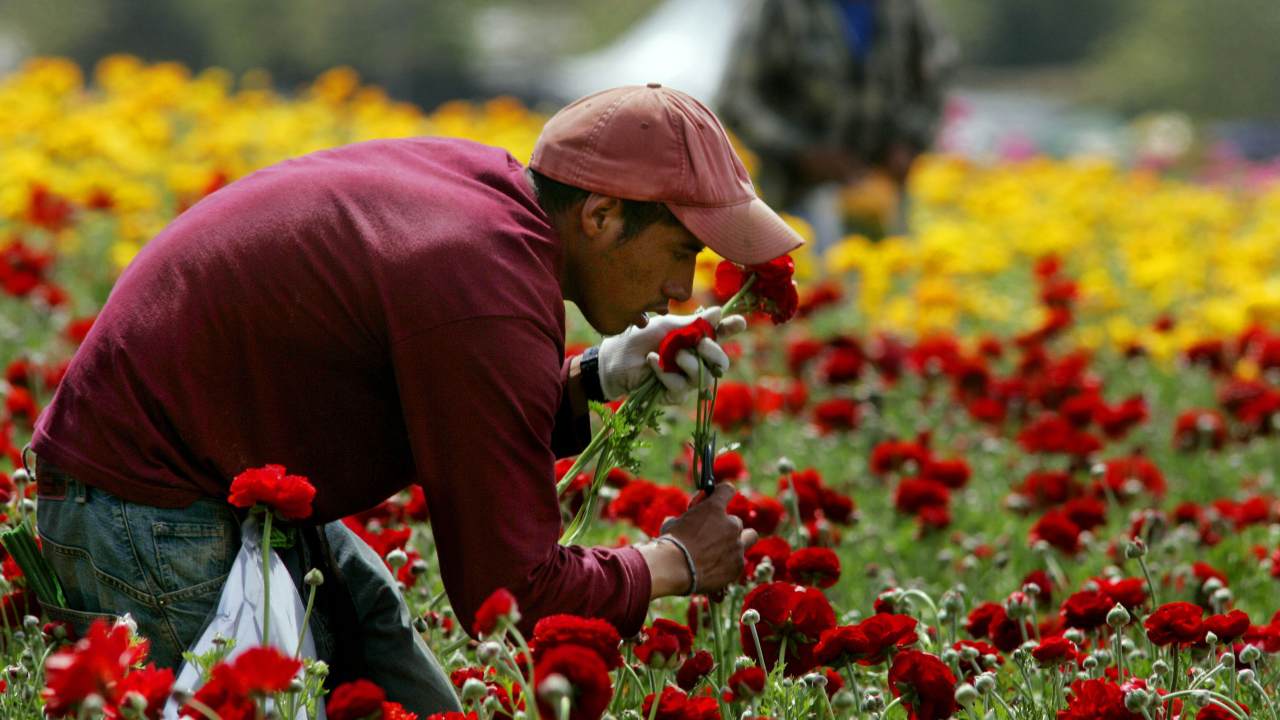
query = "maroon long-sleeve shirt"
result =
(32, 137, 651, 636)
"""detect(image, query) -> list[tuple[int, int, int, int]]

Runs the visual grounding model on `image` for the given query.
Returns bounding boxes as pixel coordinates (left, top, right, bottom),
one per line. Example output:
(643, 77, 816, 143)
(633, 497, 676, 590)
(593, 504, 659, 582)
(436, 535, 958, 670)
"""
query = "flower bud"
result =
(734, 655, 755, 671)
(463, 678, 489, 702)
(1106, 603, 1130, 628)
(1123, 689, 1151, 712)
(386, 548, 409, 570)
(412, 617, 429, 633)
(959, 645, 979, 662)
(776, 457, 796, 475)
(754, 556, 775, 583)
(538, 673, 571, 705)
(804, 672, 827, 689)
(22, 615, 38, 631)
(1202, 631, 1218, 647)
(308, 661, 330, 678)
(832, 690, 857, 709)
(974, 673, 996, 694)
(1211, 587, 1232, 607)
(12, 468, 29, 486)
(954, 683, 978, 707)
(1064, 628, 1084, 644)
(477, 641, 503, 664)
(941, 648, 959, 665)
(1221, 652, 1235, 669)
(289, 677, 305, 693)
(1240, 645, 1262, 664)
(1151, 660, 1168, 677)
(1239, 669, 1256, 685)
(1082, 655, 1099, 670)
(861, 692, 885, 712)
(1124, 539, 1146, 559)
(741, 609, 760, 626)
(304, 568, 325, 587)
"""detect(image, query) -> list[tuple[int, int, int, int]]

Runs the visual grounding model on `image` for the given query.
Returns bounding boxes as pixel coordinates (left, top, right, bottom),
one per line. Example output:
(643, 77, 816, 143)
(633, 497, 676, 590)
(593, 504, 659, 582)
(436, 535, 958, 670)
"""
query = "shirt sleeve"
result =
(392, 316, 651, 638)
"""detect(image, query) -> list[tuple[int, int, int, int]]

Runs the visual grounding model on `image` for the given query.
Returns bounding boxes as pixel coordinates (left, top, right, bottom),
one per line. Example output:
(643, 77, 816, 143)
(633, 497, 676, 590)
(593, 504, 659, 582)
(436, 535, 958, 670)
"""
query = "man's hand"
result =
(636, 483, 758, 598)
(597, 307, 747, 404)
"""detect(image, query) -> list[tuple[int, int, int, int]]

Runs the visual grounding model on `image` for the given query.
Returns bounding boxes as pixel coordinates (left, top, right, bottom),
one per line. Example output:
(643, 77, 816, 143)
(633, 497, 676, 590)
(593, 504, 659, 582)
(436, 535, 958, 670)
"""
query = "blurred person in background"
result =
(717, 0, 957, 252)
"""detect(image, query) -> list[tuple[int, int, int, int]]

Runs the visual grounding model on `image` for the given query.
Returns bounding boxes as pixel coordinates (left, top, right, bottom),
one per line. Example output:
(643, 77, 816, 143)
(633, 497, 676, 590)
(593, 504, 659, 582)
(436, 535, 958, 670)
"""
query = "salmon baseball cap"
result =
(529, 83, 804, 265)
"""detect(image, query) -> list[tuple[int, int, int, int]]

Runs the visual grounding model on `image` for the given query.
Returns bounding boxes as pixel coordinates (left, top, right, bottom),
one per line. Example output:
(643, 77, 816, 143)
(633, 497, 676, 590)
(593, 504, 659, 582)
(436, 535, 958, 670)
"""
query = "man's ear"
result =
(580, 194, 624, 242)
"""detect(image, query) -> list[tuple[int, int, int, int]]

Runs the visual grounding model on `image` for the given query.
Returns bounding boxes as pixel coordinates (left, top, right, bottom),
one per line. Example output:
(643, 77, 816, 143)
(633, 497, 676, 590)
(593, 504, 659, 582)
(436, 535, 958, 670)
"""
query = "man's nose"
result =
(663, 273, 693, 304)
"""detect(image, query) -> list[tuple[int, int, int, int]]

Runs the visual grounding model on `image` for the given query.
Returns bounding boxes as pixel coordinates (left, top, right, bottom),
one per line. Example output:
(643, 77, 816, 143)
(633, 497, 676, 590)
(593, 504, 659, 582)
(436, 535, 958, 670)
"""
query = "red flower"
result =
(744, 536, 792, 581)
(641, 686, 688, 720)
(713, 256, 798, 324)
(1061, 590, 1111, 631)
(1029, 509, 1082, 554)
(1098, 456, 1167, 500)
(814, 625, 870, 668)
(1058, 678, 1143, 720)
(656, 318, 717, 373)
(182, 663, 256, 720)
(531, 615, 623, 670)
(921, 457, 970, 489)
(854, 613, 919, 665)
(534, 644, 613, 720)
(227, 464, 316, 520)
(894, 478, 950, 515)
(1202, 610, 1250, 645)
(42, 619, 150, 718)
(634, 619, 693, 668)
(231, 646, 302, 694)
(1173, 409, 1228, 451)
(327, 679, 387, 720)
(887, 650, 957, 720)
(869, 440, 929, 476)
(1145, 602, 1205, 647)
(812, 397, 859, 433)
(1096, 577, 1147, 610)
(1031, 636, 1079, 667)
(739, 582, 835, 675)
(473, 588, 519, 637)
(785, 547, 841, 588)
(110, 665, 174, 720)
(726, 666, 766, 700)
(675, 650, 714, 691)
(711, 381, 755, 429)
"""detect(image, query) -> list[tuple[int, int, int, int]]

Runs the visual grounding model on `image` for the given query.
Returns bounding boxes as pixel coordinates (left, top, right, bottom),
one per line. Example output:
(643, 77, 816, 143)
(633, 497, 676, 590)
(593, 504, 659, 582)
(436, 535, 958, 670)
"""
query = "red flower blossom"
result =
(1061, 590, 1111, 631)
(713, 256, 798, 324)
(920, 457, 970, 489)
(42, 619, 150, 718)
(231, 646, 303, 694)
(110, 665, 174, 720)
(853, 613, 919, 665)
(1031, 636, 1080, 667)
(531, 615, 623, 670)
(739, 582, 835, 675)
(726, 666, 766, 700)
(634, 619, 693, 668)
(327, 679, 387, 720)
(227, 464, 316, 520)
(1059, 678, 1143, 720)
(675, 650, 714, 691)
(534, 644, 613, 720)
(1145, 602, 1205, 647)
(711, 381, 755, 429)
(640, 686, 688, 720)
(894, 478, 950, 515)
(473, 588, 519, 637)
(656, 318, 717, 373)
(785, 547, 841, 588)
(812, 397, 859, 433)
(1202, 610, 1250, 645)
(887, 650, 957, 720)
(869, 439, 929, 476)
(744, 536, 792, 581)
(1029, 509, 1082, 554)
(1098, 456, 1167, 500)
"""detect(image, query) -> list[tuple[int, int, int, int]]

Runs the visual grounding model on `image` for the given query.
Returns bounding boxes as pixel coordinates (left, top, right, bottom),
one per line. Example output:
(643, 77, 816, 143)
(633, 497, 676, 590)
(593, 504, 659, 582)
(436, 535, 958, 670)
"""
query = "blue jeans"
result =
(35, 461, 460, 714)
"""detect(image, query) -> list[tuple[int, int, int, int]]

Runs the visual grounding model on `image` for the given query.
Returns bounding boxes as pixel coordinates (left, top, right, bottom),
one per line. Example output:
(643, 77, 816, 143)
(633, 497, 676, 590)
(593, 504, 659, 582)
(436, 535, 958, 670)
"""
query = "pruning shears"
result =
(697, 430, 717, 496)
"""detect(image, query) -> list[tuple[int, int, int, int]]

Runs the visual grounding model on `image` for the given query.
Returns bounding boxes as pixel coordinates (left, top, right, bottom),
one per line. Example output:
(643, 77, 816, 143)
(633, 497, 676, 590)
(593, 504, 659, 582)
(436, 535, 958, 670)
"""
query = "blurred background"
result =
(2, 0, 1278, 163)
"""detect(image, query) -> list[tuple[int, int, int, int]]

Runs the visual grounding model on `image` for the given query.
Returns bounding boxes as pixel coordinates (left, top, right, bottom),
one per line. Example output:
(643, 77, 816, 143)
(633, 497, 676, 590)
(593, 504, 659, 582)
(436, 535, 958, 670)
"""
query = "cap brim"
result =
(666, 196, 805, 266)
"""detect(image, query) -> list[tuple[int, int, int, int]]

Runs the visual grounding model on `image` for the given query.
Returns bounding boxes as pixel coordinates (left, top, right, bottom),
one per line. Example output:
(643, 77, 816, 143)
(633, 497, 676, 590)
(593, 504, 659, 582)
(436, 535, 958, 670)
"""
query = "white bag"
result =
(166, 515, 324, 719)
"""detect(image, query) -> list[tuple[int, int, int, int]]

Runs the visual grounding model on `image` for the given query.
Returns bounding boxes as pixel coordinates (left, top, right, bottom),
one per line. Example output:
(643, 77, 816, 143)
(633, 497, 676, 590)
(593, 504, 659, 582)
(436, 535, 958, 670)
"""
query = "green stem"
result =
(720, 273, 759, 318)
(295, 580, 317, 659)
(1137, 555, 1160, 608)
(261, 510, 273, 646)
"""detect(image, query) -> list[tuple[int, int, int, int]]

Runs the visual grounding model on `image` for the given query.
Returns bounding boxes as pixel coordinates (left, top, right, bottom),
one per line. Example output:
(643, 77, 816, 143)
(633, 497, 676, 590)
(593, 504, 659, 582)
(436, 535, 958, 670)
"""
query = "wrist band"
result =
(657, 535, 698, 596)
(579, 345, 607, 403)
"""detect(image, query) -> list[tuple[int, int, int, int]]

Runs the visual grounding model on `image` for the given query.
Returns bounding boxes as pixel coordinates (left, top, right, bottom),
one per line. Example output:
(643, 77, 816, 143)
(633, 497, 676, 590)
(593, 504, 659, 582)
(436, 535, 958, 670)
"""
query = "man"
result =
(29, 83, 802, 712)
(717, 0, 957, 250)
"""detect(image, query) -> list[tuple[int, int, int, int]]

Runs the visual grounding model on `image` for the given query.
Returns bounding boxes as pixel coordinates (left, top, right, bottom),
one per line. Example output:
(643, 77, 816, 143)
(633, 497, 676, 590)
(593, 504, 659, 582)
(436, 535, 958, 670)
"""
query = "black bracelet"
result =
(579, 346, 607, 403)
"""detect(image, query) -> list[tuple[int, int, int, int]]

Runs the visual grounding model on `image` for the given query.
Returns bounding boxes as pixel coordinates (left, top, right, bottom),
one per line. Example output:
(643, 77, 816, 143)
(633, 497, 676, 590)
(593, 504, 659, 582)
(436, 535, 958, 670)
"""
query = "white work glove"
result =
(598, 307, 748, 405)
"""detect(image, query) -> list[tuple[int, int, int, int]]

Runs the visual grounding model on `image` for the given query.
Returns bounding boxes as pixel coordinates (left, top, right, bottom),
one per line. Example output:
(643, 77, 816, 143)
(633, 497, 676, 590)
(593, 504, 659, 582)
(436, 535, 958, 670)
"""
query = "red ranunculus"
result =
(182, 663, 256, 720)
(473, 588, 519, 637)
(854, 613, 919, 665)
(327, 679, 387, 720)
(227, 464, 316, 520)
(675, 650, 714, 691)
(1061, 590, 1112, 631)
(534, 644, 613, 720)
(634, 619, 693, 668)
(887, 650, 957, 720)
(726, 666, 766, 700)
(231, 646, 303, 694)
(1031, 636, 1079, 667)
(531, 615, 623, 670)
(656, 318, 717, 373)
(1145, 601, 1206, 647)
(785, 547, 841, 588)
(739, 582, 835, 675)
(1202, 610, 1250, 645)
(110, 665, 174, 720)
(42, 619, 151, 718)
(1058, 678, 1143, 720)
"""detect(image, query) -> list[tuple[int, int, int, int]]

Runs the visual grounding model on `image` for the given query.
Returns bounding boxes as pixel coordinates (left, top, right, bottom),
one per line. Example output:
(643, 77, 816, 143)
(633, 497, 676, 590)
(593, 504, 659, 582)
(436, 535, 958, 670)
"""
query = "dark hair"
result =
(528, 169, 680, 239)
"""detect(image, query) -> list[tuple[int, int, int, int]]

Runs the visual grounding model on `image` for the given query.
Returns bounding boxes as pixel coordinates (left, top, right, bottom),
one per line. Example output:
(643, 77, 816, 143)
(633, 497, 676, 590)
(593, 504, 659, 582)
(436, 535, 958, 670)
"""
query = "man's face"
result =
(572, 196, 704, 336)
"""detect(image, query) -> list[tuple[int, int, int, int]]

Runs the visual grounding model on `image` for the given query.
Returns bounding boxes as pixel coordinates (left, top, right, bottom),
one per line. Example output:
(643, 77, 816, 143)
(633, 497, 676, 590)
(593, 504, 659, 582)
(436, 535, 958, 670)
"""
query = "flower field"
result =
(4, 57, 1280, 719)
